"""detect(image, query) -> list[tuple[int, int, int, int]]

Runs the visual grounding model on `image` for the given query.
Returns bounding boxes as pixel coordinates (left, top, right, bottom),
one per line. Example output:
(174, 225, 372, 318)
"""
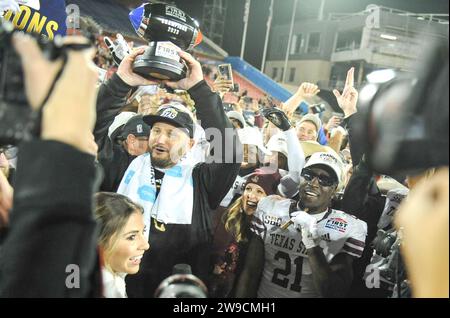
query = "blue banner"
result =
(2, 0, 67, 39)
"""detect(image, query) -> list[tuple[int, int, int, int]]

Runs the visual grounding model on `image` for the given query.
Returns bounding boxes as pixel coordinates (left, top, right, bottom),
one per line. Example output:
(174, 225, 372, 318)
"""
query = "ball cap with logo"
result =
(117, 114, 151, 141)
(303, 151, 344, 187)
(143, 106, 195, 138)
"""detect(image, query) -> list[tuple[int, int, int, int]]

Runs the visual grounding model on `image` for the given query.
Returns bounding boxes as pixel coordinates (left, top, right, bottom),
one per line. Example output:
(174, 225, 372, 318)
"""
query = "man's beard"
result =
(150, 153, 174, 169)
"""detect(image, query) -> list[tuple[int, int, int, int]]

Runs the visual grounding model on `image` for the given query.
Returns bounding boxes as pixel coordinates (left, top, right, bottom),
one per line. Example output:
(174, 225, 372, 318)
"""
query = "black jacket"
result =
(94, 74, 242, 297)
(94, 73, 136, 192)
(341, 113, 387, 297)
(0, 141, 100, 297)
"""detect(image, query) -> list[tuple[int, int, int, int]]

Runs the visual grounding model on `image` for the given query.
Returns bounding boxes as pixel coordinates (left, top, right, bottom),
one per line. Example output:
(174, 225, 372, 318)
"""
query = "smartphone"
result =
(331, 111, 345, 120)
(218, 63, 234, 85)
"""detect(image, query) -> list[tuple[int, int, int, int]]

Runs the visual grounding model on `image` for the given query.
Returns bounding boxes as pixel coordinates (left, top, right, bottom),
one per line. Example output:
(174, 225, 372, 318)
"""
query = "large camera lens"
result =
(372, 229, 397, 257)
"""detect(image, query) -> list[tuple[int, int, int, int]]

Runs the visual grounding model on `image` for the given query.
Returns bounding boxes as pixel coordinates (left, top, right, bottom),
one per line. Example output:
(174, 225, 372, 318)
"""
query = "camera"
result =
(371, 229, 397, 258)
(354, 38, 448, 175)
(0, 21, 61, 145)
(154, 264, 208, 298)
(0, 20, 92, 145)
(129, 3, 203, 81)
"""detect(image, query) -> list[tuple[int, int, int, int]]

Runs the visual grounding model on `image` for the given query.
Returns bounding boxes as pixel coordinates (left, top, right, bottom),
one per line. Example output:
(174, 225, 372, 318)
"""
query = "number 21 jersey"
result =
(251, 196, 367, 298)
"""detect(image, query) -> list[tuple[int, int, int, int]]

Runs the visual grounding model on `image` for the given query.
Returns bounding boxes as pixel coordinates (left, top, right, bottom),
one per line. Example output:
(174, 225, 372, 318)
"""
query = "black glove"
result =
(261, 107, 292, 131)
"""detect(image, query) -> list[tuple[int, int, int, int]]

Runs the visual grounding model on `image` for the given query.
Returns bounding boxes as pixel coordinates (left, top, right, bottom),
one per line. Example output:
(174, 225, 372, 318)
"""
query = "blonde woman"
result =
(94, 192, 150, 298)
(209, 171, 281, 297)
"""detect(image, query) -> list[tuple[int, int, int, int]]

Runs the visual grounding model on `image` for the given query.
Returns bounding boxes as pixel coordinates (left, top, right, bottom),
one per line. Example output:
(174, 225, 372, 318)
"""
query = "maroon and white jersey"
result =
(251, 196, 367, 298)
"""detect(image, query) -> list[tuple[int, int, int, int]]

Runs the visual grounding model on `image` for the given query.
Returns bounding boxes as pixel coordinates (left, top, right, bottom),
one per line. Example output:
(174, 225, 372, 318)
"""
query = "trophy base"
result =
(132, 43, 187, 81)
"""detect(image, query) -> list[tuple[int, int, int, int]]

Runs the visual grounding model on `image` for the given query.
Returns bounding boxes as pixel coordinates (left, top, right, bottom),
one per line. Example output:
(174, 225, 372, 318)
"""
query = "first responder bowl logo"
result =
(325, 217, 348, 233)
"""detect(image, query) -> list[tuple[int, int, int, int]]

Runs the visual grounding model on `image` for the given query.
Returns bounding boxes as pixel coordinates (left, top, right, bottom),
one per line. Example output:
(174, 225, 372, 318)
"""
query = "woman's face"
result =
(242, 183, 267, 216)
(107, 212, 150, 275)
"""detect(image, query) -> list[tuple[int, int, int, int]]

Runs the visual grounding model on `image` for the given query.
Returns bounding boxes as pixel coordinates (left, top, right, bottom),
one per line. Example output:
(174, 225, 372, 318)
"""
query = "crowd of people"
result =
(0, 26, 448, 298)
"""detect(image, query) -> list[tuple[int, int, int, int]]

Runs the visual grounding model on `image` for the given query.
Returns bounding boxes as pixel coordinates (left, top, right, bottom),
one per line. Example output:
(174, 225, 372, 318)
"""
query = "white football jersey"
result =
(251, 196, 367, 298)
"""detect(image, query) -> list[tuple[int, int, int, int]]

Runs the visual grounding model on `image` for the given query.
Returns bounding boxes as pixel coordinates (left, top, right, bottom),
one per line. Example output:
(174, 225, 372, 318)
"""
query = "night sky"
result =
(130, 0, 449, 68)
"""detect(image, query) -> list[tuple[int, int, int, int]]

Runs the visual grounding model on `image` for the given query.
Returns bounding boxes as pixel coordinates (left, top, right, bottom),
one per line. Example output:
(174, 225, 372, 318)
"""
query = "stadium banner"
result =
(2, 0, 67, 39)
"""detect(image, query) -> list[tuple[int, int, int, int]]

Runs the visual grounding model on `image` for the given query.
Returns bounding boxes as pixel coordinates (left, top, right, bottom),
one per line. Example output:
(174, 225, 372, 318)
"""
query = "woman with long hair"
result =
(209, 171, 281, 297)
(94, 192, 150, 298)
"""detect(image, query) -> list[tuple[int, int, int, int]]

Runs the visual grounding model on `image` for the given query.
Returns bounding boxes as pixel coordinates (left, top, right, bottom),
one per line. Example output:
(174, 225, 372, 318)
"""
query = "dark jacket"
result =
(341, 113, 387, 297)
(95, 76, 243, 297)
(94, 73, 136, 192)
(0, 141, 100, 297)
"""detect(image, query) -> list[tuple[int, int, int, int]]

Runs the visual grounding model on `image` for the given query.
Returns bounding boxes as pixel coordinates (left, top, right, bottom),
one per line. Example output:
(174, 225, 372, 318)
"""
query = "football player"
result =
(235, 151, 367, 298)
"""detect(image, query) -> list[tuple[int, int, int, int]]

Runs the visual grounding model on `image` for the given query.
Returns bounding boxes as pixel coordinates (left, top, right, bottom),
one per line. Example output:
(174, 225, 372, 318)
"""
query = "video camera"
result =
(354, 38, 449, 175)
(0, 20, 92, 145)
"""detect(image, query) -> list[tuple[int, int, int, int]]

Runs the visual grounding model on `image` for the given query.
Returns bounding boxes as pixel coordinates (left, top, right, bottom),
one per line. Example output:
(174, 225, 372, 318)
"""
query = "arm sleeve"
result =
(0, 141, 99, 297)
(343, 113, 364, 167)
(233, 232, 265, 298)
(284, 128, 305, 174)
(189, 81, 243, 209)
(94, 73, 133, 150)
(342, 219, 368, 259)
(277, 129, 305, 197)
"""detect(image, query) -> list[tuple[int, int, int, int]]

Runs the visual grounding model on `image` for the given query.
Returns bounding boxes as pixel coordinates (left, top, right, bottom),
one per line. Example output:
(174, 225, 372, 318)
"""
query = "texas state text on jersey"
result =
(251, 195, 367, 298)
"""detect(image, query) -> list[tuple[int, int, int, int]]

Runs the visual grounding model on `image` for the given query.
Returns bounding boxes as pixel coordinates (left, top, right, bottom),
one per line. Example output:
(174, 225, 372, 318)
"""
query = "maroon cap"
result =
(245, 170, 281, 195)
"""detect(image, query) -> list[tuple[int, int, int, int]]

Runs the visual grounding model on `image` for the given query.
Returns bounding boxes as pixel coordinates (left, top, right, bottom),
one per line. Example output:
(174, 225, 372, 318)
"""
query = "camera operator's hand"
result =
(0, 171, 13, 227)
(11, 33, 64, 109)
(261, 107, 291, 131)
(117, 47, 159, 87)
(395, 167, 449, 297)
(333, 67, 358, 118)
(13, 34, 99, 155)
(163, 51, 203, 91)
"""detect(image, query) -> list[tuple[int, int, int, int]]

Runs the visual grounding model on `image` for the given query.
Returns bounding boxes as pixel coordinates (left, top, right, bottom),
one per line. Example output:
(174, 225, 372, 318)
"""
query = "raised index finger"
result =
(345, 67, 354, 88)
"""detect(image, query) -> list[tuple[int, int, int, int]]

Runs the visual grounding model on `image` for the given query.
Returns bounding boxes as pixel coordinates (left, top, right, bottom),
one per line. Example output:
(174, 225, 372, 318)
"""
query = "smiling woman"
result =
(94, 192, 150, 298)
(208, 171, 281, 297)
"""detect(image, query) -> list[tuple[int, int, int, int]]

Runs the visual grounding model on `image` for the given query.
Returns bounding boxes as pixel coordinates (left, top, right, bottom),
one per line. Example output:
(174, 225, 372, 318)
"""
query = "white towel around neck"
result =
(117, 153, 195, 236)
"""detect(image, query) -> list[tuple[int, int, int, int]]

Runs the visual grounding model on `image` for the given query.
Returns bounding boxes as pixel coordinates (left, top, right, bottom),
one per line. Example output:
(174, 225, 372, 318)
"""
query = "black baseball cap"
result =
(143, 107, 195, 138)
(117, 115, 151, 141)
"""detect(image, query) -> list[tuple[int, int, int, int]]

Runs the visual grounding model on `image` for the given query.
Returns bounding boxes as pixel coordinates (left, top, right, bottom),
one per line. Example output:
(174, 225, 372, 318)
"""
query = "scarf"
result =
(117, 153, 194, 236)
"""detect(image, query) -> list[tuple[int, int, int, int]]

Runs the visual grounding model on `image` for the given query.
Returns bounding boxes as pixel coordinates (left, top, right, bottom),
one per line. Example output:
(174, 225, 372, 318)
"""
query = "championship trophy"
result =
(129, 2, 203, 81)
